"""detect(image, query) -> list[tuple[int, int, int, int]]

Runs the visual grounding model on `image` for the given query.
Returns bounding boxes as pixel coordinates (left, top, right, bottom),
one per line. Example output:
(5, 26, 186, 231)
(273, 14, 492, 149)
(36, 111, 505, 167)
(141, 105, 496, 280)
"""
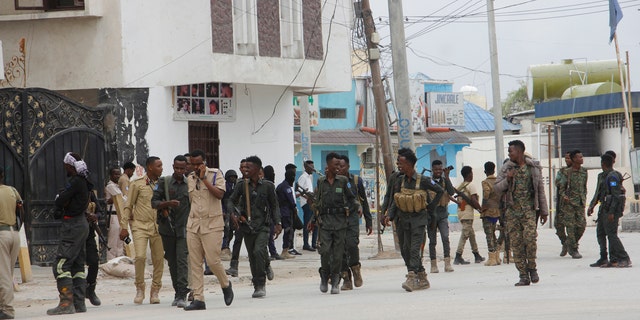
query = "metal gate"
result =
(0, 88, 107, 266)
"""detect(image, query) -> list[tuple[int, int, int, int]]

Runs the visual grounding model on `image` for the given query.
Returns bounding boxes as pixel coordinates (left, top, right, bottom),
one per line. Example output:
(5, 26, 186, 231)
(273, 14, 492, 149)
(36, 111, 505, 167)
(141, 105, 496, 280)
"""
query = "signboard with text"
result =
(426, 92, 464, 130)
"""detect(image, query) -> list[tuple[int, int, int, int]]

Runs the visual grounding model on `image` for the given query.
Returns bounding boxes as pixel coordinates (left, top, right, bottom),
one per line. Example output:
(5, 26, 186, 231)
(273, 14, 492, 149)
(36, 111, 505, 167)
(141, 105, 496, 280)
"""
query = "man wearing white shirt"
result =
(105, 167, 126, 260)
(297, 160, 317, 251)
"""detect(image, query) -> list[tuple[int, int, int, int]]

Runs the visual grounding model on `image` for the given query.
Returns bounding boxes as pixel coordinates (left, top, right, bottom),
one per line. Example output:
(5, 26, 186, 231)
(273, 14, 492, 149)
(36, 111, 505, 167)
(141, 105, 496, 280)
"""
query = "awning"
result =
(294, 129, 471, 146)
(535, 92, 640, 122)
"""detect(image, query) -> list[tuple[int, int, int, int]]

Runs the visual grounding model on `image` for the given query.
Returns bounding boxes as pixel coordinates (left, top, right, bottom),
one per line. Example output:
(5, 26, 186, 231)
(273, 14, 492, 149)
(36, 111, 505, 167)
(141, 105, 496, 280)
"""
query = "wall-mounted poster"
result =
(293, 95, 319, 127)
(174, 82, 236, 121)
(426, 92, 464, 130)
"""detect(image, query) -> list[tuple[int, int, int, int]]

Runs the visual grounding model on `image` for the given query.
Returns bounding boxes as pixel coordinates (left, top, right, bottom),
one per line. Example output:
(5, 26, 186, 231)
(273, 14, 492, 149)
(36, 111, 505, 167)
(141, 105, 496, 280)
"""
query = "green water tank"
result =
(560, 81, 622, 99)
(527, 59, 625, 102)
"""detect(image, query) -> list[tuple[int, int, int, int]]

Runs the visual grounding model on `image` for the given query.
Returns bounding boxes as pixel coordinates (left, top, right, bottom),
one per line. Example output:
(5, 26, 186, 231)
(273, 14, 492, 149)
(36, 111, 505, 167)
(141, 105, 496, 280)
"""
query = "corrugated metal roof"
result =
(461, 101, 522, 133)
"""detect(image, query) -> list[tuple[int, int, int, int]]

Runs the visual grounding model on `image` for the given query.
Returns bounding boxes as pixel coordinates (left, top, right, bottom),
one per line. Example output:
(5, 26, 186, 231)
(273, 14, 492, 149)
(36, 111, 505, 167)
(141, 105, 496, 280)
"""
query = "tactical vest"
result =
(394, 175, 428, 213)
(428, 178, 450, 207)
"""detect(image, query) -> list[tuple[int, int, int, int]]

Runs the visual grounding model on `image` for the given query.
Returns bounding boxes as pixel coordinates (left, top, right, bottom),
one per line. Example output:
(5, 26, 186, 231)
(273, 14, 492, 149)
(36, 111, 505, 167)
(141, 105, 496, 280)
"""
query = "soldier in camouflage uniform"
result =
(384, 148, 444, 292)
(337, 155, 373, 290)
(427, 160, 457, 273)
(554, 152, 572, 256)
(481, 162, 501, 266)
(308, 152, 360, 295)
(555, 150, 587, 259)
(587, 154, 632, 268)
(495, 140, 549, 286)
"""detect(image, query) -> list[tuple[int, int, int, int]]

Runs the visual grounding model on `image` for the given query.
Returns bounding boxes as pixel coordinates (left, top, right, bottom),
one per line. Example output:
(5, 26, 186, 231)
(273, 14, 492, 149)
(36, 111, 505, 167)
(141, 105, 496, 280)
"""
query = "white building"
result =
(0, 0, 353, 177)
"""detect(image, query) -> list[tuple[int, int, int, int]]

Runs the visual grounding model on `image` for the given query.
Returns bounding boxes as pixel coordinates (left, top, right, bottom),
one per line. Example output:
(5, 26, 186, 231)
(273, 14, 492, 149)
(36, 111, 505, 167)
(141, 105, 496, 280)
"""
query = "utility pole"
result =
(387, 0, 415, 150)
(487, 0, 504, 165)
(362, 0, 394, 179)
(299, 96, 313, 162)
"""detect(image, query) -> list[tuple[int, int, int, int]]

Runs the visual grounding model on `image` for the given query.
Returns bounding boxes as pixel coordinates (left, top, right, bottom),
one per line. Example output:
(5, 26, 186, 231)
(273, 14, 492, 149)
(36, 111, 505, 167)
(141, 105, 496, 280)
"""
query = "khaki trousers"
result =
(107, 214, 124, 260)
(132, 226, 164, 288)
(0, 230, 19, 318)
(187, 229, 229, 301)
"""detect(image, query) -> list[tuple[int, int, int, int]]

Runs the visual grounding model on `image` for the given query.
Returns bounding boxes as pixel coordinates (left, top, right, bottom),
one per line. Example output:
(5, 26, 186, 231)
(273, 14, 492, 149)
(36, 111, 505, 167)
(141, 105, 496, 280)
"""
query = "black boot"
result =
(528, 269, 539, 283)
(514, 274, 531, 287)
(319, 268, 329, 293)
(72, 278, 87, 313)
(47, 279, 76, 315)
(473, 252, 485, 263)
(86, 282, 101, 306)
(590, 254, 609, 267)
(453, 253, 470, 265)
(225, 260, 238, 277)
(222, 282, 234, 306)
(330, 274, 341, 294)
(252, 277, 266, 298)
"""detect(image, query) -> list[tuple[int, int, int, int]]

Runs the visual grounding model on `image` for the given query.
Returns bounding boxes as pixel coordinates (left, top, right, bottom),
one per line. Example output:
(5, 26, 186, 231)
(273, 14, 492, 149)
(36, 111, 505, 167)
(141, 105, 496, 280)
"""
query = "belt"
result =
(109, 211, 118, 215)
(322, 207, 346, 215)
(0, 225, 17, 231)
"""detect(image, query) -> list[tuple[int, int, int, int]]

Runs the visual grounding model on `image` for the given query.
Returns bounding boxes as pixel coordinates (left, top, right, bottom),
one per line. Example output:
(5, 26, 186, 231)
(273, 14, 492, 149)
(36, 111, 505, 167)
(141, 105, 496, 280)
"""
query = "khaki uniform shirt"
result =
(0, 185, 21, 226)
(118, 174, 131, 199)
(456, 181, 477, 220)
(187, 168, 225, 234)
(481, 175, 500, 218)
(122, 174, 158, 232)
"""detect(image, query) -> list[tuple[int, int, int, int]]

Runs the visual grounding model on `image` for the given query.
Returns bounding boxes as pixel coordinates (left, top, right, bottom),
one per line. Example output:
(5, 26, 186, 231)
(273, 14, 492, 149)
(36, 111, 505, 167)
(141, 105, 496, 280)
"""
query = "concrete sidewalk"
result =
(12, 225, 639, 319)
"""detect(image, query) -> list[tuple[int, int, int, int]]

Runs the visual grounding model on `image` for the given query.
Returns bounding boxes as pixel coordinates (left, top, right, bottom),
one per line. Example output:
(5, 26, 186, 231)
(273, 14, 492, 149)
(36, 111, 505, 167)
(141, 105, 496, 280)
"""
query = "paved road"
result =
(13, 226, 639, 320)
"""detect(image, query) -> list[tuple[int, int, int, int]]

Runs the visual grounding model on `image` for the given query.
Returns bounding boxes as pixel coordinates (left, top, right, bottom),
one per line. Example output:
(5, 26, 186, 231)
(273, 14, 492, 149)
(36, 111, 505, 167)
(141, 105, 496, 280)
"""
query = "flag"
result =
(609, 0, 623, 43)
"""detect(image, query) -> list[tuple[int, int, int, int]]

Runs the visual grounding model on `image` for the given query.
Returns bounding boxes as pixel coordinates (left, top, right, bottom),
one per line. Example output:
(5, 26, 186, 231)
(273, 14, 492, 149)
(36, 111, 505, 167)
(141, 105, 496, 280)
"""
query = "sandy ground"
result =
(10, 224, 640, 320)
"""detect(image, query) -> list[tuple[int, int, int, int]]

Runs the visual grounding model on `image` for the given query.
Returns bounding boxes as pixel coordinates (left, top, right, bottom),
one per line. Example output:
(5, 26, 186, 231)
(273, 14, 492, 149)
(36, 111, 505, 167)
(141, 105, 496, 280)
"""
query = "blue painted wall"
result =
(424, 83, 453, 93)
(316, 80, 357, 130)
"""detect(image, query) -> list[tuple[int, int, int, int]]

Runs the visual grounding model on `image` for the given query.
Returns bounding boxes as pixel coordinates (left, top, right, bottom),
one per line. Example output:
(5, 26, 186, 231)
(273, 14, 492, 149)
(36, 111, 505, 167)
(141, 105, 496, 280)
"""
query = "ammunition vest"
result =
(428, 178, 450, 207)
(394, 175, 428, 213)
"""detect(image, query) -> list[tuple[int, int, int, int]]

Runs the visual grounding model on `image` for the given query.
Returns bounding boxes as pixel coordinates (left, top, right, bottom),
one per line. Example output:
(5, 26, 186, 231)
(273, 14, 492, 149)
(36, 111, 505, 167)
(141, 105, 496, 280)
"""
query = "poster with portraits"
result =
(174, 82, 236, 121)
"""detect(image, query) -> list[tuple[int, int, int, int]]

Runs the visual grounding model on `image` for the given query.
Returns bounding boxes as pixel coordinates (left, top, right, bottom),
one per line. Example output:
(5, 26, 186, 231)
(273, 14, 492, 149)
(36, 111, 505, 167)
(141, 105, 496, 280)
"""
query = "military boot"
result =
(252, 277, 266, 298)
(150, 285, 161, 304)
(46, 279, 76, 315)
(280, 248, 295, 259)
(72, 278, 87, 313)
(453, 253, 470, 265)
(225, 260, 239, 277)
(330, 274, 341, 294)
(528, 269, 539, 283)
(319, 268, 329, 293)
(515, 274, 531, 287)
(484, 252, 498, 266)
(590, 253, 609, 267)
(416, 271, 430, 290)
(569, 250, 582, 259)
(430, 259, 439, 273)
(495, 251, 502, 265)
(86, 282, 101, 306)
(560, 243, 568, 257)
(350, 264, 363, 287)
(401, 271, 417, 292)
(220, 248, 232, 261)
(473, 252, 485, 263)
(444, 257, 454, 272)
(133, 283, 145, 304)
(340, 270, 353, 291)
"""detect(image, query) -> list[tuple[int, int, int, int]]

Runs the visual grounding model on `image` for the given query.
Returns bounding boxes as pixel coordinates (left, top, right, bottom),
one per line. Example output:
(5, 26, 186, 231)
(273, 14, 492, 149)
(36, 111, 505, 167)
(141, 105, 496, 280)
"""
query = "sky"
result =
(367, 0, 640, 107)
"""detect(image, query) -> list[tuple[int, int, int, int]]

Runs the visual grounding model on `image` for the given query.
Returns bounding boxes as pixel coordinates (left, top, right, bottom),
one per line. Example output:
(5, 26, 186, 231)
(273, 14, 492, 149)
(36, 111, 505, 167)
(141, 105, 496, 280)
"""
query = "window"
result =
(280, 0, 303, 58)
(174, 82, 236, 122)
(320, 108, 346, 119)
(233, 0, 258, 55)
(15, 0, 84, 11)
(188, 122, 220, 168)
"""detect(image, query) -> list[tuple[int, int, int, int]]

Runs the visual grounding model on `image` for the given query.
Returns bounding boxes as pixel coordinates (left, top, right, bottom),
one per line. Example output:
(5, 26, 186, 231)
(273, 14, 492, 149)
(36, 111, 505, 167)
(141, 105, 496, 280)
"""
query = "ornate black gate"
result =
(0, 88, 107, 266)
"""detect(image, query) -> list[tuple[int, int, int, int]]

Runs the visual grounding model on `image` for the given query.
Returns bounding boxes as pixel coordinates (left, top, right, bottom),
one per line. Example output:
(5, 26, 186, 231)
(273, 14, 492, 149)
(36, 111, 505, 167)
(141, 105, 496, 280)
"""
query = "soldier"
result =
(183, 150, 233, 310)
(308, 152, 360, 294)
(47, 152, 91, 315)
(481, 162, 501, 266)
(554, 152, 572, 256)
(220, 169, 238, 262)
(556, 150, 587, 259)
(495, 140, 549, 286)
(227, 156, 282, 298)
(338, 155, 373, 290)
(120, 156, 165, 304)
(384, 148, 443, 291)
(0, 168, 23, 319)
(427, 160, 457, 273)
(225, 159, 247, 277)
(453, 166, 484, 265)
(119, 162, 136, 198)
(587, 154, 632, 268)
(276, 164, 298, 259)
(151, 155, 191, 307)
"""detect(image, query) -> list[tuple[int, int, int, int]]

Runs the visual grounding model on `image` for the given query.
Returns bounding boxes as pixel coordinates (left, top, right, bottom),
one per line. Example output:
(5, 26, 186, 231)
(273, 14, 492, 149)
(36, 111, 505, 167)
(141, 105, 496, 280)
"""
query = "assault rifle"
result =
(295, 185, 315, 205)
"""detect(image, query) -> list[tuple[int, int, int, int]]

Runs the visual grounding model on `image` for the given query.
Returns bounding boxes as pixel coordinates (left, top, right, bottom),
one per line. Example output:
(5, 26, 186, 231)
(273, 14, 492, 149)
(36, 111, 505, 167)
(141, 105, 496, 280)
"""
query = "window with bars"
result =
(320, 108, 346, 119)
(188, 121, 220, 169)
